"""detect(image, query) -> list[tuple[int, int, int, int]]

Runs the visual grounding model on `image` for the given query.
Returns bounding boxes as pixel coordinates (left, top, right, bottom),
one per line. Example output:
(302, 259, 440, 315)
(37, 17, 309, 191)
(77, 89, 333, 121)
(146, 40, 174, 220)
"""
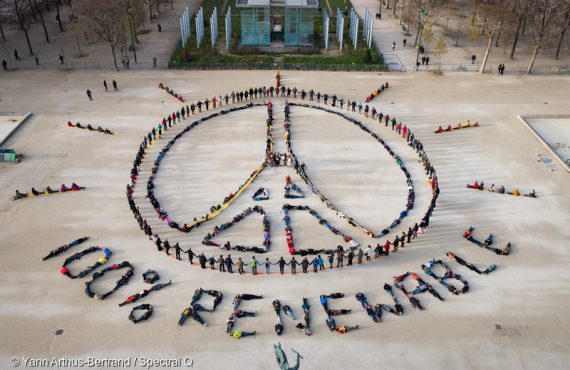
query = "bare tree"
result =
(11, 0, 35, 55)
(0, 18, 6, 41)
(524, 0, 560, 74)
(408, 0, 449, 47)
(77, 0, 126, 70)
(30, 0, 50, 42)
(509, 1, 526, 59)
(472, 0, 514, 74)
(554, 5, 570, 59)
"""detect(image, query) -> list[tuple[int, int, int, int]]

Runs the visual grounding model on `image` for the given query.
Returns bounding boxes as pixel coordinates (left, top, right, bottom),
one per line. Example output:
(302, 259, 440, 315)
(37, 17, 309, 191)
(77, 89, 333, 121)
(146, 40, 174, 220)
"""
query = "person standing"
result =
(277, 257, 288, 274)
(403, 39, 407, 47)
(249, 256, 259, 275)
(59, 54, 64, 64)
(199, 253, 207, 269)
(2, 60, 7, 70)
(174, 243, 182, 260)
(290, 257, 298, 274)
(218, 255, 226, 272)
(328, 253, 334, 268)
(14, 49, 21, 61)
(301, 257, 309, 273)
(225, 255, 234, 273)
(157, 24, 162, 32)
(425, 56, 430, 65)
(185, 248, 196, 264)
(318, 255, 325, 270)
(392, 41, 396, 51)
(35, 56, 39, 65)
(86, 89, 93, 101)
(103, 80, 108, 91)
(112, 80, 119, 91)
(471, 54, 476, 64)
(237, 258, 244, 274)
(153, 56, 157, 68)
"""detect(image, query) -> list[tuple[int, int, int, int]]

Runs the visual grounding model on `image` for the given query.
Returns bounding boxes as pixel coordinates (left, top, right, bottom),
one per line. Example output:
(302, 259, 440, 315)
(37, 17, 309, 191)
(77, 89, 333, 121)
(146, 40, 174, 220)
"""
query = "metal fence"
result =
(168, 60, 387, 71)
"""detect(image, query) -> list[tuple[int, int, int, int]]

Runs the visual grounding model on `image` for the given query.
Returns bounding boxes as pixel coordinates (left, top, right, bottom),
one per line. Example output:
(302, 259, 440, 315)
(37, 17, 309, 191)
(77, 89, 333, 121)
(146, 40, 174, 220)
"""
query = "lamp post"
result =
(124, 4, 138, 64)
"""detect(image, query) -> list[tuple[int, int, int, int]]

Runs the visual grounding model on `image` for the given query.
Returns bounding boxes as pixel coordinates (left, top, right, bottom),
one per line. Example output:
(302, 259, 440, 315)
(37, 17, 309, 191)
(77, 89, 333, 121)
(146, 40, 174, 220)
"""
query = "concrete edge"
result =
(517, 114, 570, 173)
(0, 112, 32, 148)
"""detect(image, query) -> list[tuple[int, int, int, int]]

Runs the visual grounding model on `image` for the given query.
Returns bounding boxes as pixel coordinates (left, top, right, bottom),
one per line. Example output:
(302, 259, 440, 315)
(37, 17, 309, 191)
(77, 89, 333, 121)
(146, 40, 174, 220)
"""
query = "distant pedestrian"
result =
(113, 80, 118, 91)
(126, 58, 130, 69)
(403, 39, 407, 47)
(425, 56, 430, 65)
(421, 56, 426, 65)
(153, 56, 157, 68)
(157, 23, 162, 32)
(14, 49, 21, 61)
(392, 41, 396, 51)
(471, 54, 476, 64)
(103, 80, 108, 91)
(59, 54, 64, 64)
(416, 61, 420, 71)
(86, 89, 93, 101)
(35, 56, 39, 65)
(2, 60, 7, 70)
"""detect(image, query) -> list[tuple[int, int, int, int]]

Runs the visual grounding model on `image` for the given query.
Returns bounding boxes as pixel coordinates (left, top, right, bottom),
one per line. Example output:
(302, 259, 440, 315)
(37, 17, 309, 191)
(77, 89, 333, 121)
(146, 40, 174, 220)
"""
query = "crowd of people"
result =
(434, 120, 479, 133)
(286, 100, 439, 244)
(463, 227, 511, 255)
(159, 82, 184, 102)
(284, 176, 304, 199)
(12, 183, 85, 200)
(467, 181, 536, 197)
(178, 288, 223, 327)
(201, 206, 271, 252)
(364, 82, 389, 102)
(67, 121, 115, 135)
(42, 237, 89, 261)
(125, 80, 443, 273)
(282, 204, 358, 255)
(421, 258, 469, 295)
(60, 246, 112, 279)
(85, 261, 134, 300)
(393, 271, 445, 310)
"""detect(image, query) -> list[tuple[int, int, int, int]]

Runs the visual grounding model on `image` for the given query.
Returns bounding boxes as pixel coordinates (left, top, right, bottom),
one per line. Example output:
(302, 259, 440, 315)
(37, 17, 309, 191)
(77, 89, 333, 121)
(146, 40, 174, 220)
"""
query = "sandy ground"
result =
(0, 70, 569, 370)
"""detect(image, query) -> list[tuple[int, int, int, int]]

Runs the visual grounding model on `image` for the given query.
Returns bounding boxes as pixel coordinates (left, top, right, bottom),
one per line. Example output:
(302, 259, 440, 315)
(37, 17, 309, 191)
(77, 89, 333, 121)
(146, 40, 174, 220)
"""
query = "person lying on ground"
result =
(226, 316, 235, 333)
(12, 190, 28, 200)
(283, 305, 295, 320)
(446, 252, 496, 274)
(233, 310, 256, 318)
(335, 325, 359, 334)
(231, 330, 256, 339)
(327, 309, 351, 316)
(326, 316, 336, 331)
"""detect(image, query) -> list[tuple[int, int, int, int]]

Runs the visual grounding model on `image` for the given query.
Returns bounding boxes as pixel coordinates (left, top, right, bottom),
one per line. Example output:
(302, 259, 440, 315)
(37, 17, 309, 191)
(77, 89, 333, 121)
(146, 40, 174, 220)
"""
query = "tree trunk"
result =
(0, 20, 6, 41)
(392, 0, 397, 16)
(55, 0, 64, 31)
(39, 9, 50, 43)
(156, 0, 160, 14)
(399, 0, 406, 25)
(170, 0, 173, 10)
(23, 27, 34, 55)
(110, 44, 118, 71)
(527, 44, 540, 75)
(510, 16, 522, 59)
(555, 28, 567, 59)
(28, 0, 37, 20)
(521, 16, 526, 36)
(494, 31, 501, 47)
(479, 34, 493, 74)
(148, 0, 154, 22)
(74, 31, 82, 56)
